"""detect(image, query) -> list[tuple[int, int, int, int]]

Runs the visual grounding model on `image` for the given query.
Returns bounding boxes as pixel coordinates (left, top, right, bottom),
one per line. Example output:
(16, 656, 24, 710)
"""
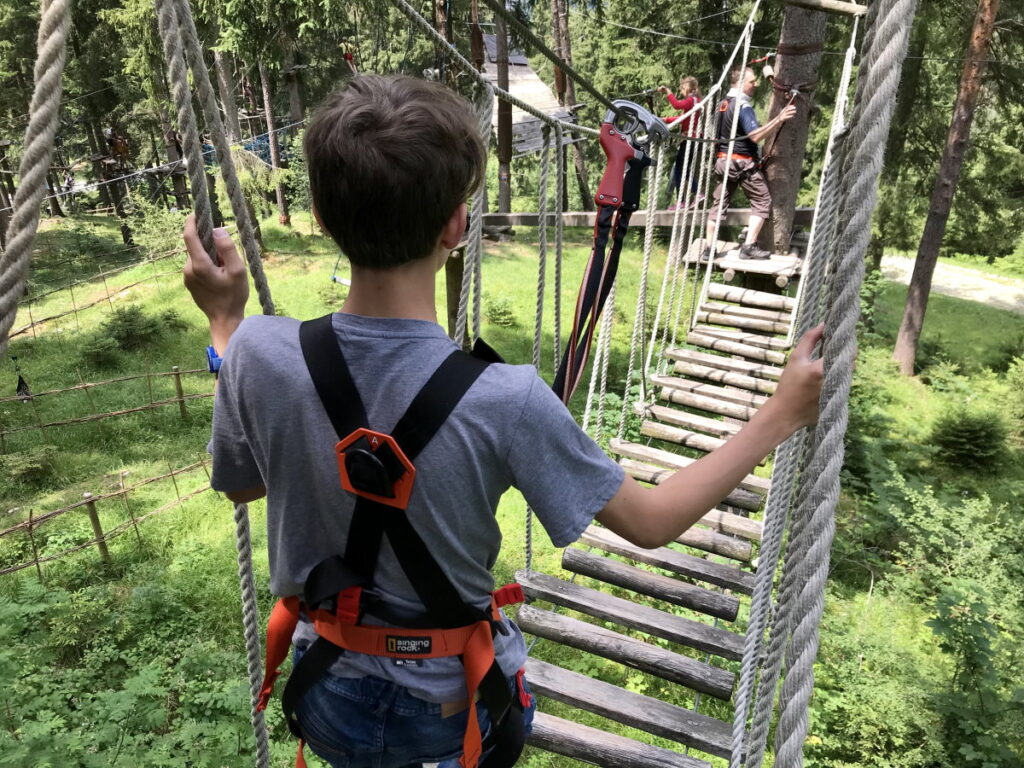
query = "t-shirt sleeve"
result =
(505, 375, 625, 547)
(208, 328, 264, 493)
(739, 105, 760, 136)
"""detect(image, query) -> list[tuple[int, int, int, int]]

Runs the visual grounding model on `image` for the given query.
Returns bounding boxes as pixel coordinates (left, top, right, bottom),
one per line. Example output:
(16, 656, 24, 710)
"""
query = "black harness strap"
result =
(287, 314, 523, 766)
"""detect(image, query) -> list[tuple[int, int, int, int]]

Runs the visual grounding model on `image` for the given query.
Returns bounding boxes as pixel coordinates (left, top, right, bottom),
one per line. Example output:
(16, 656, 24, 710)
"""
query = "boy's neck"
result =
(340, 255, 442, 324)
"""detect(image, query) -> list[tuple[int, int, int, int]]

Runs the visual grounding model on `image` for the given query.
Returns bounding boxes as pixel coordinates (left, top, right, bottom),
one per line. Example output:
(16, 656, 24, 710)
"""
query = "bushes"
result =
(82, 305, 189, 367)
(929, 407, 1008, 473)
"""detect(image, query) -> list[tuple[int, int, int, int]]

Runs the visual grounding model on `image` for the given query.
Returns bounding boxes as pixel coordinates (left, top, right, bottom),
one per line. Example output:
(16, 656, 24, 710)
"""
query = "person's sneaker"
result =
(739, 243, 772, 260)
(698, 247, 713, 263)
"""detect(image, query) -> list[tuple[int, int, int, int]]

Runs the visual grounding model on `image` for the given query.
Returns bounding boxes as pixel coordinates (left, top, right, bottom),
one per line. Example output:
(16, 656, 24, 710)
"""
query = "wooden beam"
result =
(784, 0, 867, 14)
(482, 207, 816, 228)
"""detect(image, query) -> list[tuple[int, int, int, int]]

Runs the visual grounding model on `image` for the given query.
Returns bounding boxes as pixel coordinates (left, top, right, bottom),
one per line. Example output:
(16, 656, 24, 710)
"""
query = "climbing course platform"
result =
(518, 280, 796, 766)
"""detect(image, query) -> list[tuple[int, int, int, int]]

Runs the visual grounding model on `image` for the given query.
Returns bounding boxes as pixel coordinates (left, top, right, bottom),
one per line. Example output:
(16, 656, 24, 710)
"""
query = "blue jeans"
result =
(293, 651, 535, 768)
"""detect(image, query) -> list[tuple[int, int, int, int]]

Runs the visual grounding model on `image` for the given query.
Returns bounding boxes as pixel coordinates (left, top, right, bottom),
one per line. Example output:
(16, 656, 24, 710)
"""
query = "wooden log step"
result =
(700, 302, 793, 325)
(695, 311, 790, 335)
(641, 419, 730, 455)
(672, 361, 778, 395)
(651, 374, 769, 408)
(691, 327, 791, 351)
(611, 437, 770, 495)
(675, 526, 752, 562)
(665, 348, 783, 381)
(527, 711, 713, 768)
(686, 332, 787, 364)
(707, 282, 796, 311)
(581, 526, 756, 595)
(699, 509, 763, 541)
(520, 603, 735, 699)
(561, 548, 740, 621)
(659, 386, 758, 421)
(516, 569, 744, 661)
(647, 403, 743, 438)
(524, 658, 733, 759)
(620, 458, 764, 514)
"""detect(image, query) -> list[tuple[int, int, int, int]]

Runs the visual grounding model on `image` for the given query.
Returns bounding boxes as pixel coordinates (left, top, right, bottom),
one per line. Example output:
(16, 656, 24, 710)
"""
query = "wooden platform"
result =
(482, 207, 815, 229)
(522, 277, 794, 765)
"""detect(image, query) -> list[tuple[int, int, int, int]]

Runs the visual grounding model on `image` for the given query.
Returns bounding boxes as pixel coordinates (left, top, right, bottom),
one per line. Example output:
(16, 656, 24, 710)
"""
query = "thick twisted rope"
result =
(233, 503, 271, 768)
(153, 0, 216, 257)
(771, 2, 919, 765)
(0, 0, 70, 356)
(457, 83, 493, 347)
(553, 123, 565, 373)
(171, 0, 275, 316)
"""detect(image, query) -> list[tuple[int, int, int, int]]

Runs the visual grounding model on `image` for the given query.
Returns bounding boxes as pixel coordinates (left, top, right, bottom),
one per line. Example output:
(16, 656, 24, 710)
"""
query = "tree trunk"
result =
(496, 18, 512, 213)
(0, 149, 16, 201)
(242, 73, 264, 137)
(893, 0, 1000, 375)
(0, 177, 11, 248)
(282, 41, 304, 125)
(555, 0, 592, 210)
(214, 50, 243, 142)
(761, 6, 827, 255)
(102, 162, 134, 245)
(259, 62, 290, 225)
(46, 172, 65, 217)
(470, 0, 485, 71)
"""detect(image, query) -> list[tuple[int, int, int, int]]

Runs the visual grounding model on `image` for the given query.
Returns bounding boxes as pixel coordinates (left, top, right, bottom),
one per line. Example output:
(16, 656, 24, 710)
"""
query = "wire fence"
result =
(0, 458, 213, 578)
(0, 366, 211, 449)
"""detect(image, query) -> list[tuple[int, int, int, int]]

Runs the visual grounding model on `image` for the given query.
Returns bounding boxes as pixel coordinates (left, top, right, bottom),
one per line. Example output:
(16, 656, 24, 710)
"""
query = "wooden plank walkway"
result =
(522, 278, 794, 765)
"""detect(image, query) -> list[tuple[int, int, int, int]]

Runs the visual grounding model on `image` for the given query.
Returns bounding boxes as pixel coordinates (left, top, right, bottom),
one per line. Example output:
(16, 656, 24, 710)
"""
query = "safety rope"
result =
(0, 0, 70, 356)
(553, 123, 565, 373)
(534, 126, 551, 371)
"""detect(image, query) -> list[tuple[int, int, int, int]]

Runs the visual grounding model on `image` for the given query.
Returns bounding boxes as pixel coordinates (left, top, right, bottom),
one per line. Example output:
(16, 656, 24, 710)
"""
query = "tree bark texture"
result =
(496, 17, 512, 213)
(557, 0, 593, 210)
(762, 6, 827, 254)
(259, 62, 291, 226)
(282, 40, 304, 125)
(214, 50, 243, 142)
(893, 0, 1000, 375)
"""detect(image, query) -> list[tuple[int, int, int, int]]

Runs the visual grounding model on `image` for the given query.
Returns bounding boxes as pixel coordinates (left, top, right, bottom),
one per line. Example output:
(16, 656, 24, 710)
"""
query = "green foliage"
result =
(929, 407, 1008, 473)
(1004, 357, 1024, 443)
(483, 293, 517, 328)
(0, 445, 57, 485)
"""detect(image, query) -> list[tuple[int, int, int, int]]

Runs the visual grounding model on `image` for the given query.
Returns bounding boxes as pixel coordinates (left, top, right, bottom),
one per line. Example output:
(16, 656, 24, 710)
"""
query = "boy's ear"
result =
(439, 202, 468, 250)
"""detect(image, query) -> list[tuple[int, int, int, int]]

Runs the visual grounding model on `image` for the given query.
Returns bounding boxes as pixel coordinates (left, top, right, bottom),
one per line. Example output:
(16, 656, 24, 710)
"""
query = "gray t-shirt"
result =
(209, 312, 624, 702)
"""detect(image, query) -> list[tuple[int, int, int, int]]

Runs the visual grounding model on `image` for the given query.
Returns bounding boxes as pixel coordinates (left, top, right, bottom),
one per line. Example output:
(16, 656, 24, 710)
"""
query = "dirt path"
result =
(881, 255, 1024, 315)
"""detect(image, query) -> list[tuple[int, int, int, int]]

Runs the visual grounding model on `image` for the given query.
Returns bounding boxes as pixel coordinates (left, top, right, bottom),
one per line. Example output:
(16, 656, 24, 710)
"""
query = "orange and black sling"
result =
(256, 314, 529, 768)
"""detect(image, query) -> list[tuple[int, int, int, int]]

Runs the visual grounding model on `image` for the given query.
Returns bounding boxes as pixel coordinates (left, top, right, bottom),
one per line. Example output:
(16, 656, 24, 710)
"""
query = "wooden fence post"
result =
(82, 492, 111, 564)
(172, 366, 187, 420)
(26, 508, 43, 581)
(120, 470, 142, 544)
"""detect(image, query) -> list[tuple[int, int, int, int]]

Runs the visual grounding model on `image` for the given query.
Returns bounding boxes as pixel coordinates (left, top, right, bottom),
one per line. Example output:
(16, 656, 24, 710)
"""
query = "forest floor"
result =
(881, 254, 1024, 315)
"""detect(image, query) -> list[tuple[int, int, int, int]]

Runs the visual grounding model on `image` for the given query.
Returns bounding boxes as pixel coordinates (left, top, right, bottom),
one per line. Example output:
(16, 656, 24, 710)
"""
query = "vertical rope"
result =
(553, 123, 565, 372)
(458, 83, 493, 346)
(0, 0, 71, 355)
(171, 0, 275, 315)
(533, 127, 551, 370)
(154, 0, 216, 255)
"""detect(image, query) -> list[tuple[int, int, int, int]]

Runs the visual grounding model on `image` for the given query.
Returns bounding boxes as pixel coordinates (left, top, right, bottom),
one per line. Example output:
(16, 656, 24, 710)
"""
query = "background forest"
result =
(1, 0, 1023, 767)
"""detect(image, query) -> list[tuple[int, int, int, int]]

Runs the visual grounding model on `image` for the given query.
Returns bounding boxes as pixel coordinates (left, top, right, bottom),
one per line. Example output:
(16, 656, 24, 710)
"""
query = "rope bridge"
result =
(0, 0, 917, 766)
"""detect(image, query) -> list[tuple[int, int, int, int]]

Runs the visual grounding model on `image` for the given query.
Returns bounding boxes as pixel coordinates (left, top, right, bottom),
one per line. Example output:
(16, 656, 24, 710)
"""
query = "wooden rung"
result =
(676, 526, 752, 562)
(562, 548, 740, 621)
(525, 658, 733, 758)
(516, 569, 744, 661)
(611, 437, 770, 494)
(659, 387, 758, 421)
(696, 311, 791, 336)
(691, 327, 791, 351)
(707, 283, 796, 311)
(652, 374, 769, 407)
(520, 604, 735, 699)
(647, 404, 743, 438)
(528, 711, 714, 768)
(785, 0, 867, 16)
(641, 420, 731, 455)
(700, 508, 763, 542)
(700, 302, 793, 325)
(581, 526, 756, 595)
(665, 347, 783, 381)
(620, 458, 766, 509)
(686, 332, 788, 364)
(672, 361, 778, 395)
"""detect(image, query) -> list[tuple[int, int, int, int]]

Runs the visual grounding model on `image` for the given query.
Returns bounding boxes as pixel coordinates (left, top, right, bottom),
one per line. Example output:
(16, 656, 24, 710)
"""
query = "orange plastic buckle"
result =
(493, 583, 525, 608)
(337, 586, 363, 624)
(335, 428, 416, 510)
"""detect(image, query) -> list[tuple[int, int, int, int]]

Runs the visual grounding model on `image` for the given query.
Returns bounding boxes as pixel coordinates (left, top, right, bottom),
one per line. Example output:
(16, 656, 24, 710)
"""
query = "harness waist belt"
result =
(717, 151, 755, 161)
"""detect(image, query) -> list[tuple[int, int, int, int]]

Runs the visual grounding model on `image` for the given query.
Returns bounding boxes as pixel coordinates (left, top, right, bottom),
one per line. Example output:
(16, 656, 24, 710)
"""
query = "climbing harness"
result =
(257, 314, 529, 768)
(552, 99, 666, 403)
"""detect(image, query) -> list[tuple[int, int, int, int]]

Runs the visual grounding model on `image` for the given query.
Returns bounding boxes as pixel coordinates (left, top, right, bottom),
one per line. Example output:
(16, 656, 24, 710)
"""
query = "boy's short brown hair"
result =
(304, 75, 486, 269)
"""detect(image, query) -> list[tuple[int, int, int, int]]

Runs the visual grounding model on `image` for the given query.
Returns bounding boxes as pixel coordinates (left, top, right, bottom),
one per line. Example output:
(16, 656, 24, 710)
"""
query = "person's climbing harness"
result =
(552, 100, 666, 403)
(257, 314, 530, 768)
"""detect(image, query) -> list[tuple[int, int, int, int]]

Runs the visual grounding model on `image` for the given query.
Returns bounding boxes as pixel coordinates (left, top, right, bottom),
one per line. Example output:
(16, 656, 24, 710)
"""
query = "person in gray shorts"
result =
(181, 74, 824, 768)
(705, 66, 796, 261)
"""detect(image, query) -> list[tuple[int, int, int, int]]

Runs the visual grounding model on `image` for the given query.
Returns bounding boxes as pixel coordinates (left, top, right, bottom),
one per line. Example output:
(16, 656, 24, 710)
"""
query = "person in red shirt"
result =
(658, 76, 703, 209)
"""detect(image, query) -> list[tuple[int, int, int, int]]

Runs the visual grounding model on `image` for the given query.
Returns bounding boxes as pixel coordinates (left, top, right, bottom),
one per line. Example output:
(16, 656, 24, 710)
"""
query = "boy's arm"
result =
(182, 217, 267, 504)
(596, 325, 823, 549)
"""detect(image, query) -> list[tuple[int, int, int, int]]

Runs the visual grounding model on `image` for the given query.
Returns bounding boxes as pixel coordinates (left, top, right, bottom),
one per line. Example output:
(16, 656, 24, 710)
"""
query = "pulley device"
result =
(553, 99, 666, 403)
